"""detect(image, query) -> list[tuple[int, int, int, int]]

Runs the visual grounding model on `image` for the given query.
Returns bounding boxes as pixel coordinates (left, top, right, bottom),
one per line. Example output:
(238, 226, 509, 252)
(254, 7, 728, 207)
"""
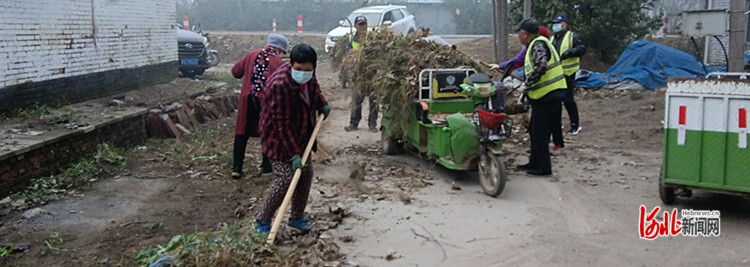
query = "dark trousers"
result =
(529, 91, 564, 173)
(349, 90, 378, 127)
(233, 135, 271, 173)
(563, 75, 580, 127)
(551, 103, 564, 147)
(233, 96, 271, 173)
(551, 75, 580, 147)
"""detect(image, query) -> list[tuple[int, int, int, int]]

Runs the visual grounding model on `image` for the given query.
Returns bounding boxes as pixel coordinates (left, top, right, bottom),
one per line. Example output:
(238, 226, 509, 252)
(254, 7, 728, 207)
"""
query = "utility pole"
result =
(498, 0, 508, 62)
(492, 0, 509, 63)
(492, 0, 498, 63)
(728, 0, 747, 72)
(524, 0, 532, 19)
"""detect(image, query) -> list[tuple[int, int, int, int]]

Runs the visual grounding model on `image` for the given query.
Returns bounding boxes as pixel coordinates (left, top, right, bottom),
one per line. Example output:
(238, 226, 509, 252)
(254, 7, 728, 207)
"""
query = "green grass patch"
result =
(135, 223, 293, 267)
(0, 246, 15, 258)
(4, 144, 126, 208)
(16, 104, 52, 119)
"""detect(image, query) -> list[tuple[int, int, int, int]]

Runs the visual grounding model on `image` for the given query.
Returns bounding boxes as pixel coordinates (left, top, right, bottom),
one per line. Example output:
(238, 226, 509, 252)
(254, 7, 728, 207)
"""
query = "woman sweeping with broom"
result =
(255, 44, 331, 234)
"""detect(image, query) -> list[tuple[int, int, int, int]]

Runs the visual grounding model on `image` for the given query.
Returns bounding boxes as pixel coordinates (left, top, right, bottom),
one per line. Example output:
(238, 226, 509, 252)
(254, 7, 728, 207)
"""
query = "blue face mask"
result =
(291, 69, 314, 84)
(552, 23, 563, 33)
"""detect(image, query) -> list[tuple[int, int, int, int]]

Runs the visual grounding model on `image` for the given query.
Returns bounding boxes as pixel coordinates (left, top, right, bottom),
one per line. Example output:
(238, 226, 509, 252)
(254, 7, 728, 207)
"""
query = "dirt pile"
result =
(456, 36, 613, 73)
(339, 30, 491, 138)
(454, 35, 525, 65)
(208, 32, 326, 64)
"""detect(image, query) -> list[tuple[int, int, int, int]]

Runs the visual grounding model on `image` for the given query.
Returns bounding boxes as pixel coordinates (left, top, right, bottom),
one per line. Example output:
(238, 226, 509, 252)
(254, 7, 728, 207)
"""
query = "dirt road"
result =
(310, 61, 750, 266)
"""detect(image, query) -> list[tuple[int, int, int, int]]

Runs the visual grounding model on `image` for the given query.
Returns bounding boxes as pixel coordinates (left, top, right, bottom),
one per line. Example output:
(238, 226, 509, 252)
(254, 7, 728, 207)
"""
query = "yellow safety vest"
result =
(524, 36, 566, 100)
(551, 31, 581, 76)
(348, 31, 369, 51)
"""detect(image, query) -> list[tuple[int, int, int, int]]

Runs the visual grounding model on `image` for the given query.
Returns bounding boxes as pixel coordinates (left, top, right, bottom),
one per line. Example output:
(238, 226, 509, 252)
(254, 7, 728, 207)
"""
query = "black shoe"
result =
(568, 124, 582, 135)
(259, 161, 273, 174)
(517, 163, 536, 171)
(526, 169, 552, 176)
(260, 154, 272, 174)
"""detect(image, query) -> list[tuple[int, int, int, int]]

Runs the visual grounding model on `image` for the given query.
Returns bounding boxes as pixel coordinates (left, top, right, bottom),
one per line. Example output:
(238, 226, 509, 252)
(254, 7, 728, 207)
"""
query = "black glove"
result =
(560, 51, 572, 60)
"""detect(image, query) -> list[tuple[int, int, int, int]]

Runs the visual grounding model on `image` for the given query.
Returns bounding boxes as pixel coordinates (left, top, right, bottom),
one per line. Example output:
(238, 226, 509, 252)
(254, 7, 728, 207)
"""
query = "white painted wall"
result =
(0, 0, 177, 88)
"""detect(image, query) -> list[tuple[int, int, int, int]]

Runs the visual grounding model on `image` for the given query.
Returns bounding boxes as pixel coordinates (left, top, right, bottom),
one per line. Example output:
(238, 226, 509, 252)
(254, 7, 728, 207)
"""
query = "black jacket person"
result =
(550, 14, 585, 136)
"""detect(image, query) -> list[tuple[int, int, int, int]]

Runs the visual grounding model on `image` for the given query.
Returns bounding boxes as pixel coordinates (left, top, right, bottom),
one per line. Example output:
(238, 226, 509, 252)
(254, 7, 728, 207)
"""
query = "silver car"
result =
(325, 5, 417, 52)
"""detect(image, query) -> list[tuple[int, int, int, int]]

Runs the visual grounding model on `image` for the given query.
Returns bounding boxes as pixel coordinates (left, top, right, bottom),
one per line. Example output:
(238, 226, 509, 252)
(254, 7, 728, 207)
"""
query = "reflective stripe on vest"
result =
(349, 32, 368, 51)
(524, 36, 566, 100)
(551, 31, 581, 76)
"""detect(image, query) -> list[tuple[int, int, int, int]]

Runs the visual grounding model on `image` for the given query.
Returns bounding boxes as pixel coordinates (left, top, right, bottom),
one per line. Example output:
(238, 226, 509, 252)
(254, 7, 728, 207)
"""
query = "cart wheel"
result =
(659, 183, 676, 205)
(381, 128, 400, 155)
(478, 151, 506, 197)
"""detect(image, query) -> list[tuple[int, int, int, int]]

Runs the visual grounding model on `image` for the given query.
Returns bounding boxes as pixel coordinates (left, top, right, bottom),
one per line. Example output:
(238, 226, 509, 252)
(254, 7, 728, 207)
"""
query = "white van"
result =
(325, 5, 417, 52)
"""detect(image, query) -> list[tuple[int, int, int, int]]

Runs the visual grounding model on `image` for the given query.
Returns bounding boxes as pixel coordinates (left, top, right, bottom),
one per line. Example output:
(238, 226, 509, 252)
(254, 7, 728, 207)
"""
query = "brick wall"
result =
(0, 111, 147, 197)
(0, 0, 177, 113)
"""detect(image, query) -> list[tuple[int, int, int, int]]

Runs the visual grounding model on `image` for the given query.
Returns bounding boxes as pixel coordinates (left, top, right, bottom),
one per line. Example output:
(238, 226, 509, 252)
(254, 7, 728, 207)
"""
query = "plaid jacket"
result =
(259, 62, 328, 161)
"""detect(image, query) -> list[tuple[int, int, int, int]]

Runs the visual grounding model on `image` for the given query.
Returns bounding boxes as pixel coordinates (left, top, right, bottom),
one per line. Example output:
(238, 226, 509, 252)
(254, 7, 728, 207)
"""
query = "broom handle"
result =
(267, 115, 326, 245)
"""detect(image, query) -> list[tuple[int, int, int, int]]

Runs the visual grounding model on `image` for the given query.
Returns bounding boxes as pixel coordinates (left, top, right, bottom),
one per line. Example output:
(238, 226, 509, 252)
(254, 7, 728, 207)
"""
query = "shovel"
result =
(267, 115, 326, 245)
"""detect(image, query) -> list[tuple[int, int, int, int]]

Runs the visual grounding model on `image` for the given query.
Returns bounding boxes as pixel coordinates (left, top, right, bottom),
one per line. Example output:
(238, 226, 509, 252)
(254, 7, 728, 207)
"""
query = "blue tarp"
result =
(576, 40, 707, 90)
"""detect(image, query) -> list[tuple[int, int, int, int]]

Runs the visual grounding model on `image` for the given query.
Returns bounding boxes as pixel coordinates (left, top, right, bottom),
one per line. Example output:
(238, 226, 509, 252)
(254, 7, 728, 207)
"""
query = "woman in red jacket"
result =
(231, 34, 288, 179)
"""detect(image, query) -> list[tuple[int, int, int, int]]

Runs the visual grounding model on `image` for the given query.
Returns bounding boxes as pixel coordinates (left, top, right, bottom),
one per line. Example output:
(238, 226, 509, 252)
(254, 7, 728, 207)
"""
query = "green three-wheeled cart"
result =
(381, 68, 513, 197)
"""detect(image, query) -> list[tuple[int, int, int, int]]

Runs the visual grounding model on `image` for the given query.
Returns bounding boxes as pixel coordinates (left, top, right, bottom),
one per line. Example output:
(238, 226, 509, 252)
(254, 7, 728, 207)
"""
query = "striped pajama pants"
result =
(256, 160, 313, 223)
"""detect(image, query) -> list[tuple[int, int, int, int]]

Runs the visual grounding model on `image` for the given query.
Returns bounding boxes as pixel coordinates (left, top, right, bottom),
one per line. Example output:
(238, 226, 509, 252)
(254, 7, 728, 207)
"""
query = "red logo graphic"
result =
(639, 205, 682, 240)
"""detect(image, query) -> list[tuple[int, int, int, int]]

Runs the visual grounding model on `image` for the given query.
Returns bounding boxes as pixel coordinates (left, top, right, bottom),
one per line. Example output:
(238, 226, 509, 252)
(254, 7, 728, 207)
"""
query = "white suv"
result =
(325, 5, 417, 52)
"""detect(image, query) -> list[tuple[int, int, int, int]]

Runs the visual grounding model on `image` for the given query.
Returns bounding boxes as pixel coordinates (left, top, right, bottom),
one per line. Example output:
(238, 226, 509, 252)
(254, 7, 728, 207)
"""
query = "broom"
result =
(266, 116, 326, 245)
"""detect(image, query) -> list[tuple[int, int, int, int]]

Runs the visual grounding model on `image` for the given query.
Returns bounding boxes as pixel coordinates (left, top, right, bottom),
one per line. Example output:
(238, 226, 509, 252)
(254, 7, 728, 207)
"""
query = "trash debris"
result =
(0, 240, 31, 253)
(0, 196, 10, 205)
(398, 192, 412, 205)
(22, 207, 50, 219)
(576, 179, 599, 187)
(338, 235, 354, 243)
(451, 181, 462, 190)
(385, 250, 400, 261)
